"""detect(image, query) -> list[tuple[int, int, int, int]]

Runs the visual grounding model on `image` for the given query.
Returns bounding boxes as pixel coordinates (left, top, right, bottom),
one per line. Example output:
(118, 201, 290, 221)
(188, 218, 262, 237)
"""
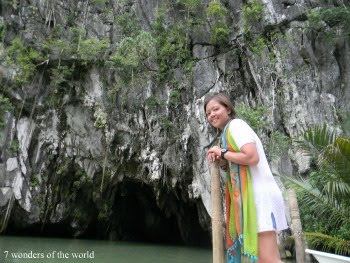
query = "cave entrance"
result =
(110, 180, 210, 246)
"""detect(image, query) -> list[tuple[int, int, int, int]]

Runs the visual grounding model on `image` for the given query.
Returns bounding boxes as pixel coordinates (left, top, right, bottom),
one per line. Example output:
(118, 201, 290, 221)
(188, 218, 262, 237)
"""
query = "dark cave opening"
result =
(5, 180, 211, 247)
(105, 180, 211, 246)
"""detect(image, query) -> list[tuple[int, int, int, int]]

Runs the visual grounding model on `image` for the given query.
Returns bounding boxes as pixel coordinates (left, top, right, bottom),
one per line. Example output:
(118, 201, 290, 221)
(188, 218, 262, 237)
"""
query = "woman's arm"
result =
(207, 144, 259, 166)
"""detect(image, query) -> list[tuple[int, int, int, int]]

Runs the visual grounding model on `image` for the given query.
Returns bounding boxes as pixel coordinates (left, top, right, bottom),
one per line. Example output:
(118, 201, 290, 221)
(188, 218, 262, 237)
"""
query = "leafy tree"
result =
(151, 9, 193, 80)
(176, 0, 202, 10)
(115, 13, 141, 38)
(5, 37, 42, 86)
(307, 5, 350, 42)
(111, 31, 156, 83)
(206, 1, 230, 46)
(242, 0, 264, 25)
(308, 5, 350, 30)
(285, 125, 350, 256)
(78, 37, 108, 63)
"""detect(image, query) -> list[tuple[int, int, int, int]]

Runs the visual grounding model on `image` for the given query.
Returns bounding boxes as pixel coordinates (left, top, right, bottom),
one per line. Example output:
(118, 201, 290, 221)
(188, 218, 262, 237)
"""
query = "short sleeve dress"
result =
(228, 119, 288, 232)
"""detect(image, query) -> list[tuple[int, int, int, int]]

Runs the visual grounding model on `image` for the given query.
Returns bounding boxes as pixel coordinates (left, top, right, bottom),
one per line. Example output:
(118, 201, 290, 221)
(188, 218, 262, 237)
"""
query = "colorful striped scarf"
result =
(221, 120, 258, 263)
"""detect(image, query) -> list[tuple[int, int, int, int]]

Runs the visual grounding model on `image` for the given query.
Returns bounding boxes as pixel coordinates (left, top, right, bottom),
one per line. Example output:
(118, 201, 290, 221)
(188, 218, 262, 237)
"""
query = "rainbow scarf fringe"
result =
(221, 120, 258, 263)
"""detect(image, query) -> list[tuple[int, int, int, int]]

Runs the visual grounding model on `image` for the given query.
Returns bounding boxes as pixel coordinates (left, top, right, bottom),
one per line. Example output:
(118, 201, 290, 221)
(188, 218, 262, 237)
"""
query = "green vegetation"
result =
(235, 103, 267, 132)
(0, 94, 13, 128)
(6, 140, 19, 156)
(91, 0, 106, 10)
(1, 0, 229, 105)
(98, 201, 112, 222)
(111, 31, 156, 80)
(42, 158, 94, 222)
(241, 0, 265, 52)
(49, 65, 74, 88)
(235, 103, 290, 161)
(152, 10, 193, 80)
(206, 1, 230, 46)
(115, 13, 141, 37)
(160, 117, 175, 133)
(169, 88, 182, 107)
(307, 5, 350, 41)
(337, 109, 350, 136)
(168, 80, 182, 107)
(285, 125, 350, 256)
(30, 174, 40, 188)
(111, 2, 202, 85)
(0, 21, 5, 41)
(113, 35, 147, 68)
(78, 37, 108, 63)
(145, 96, 161, 110)
(176, 0, 202, 10)
(94, 107, 108, 129)
(266, 130, 291, 161)
(5, 37, 42, 86)
(41, 26, 109, 63)
(2, 24, 111, 111)
(308, 6, 350, 30)
(242, 0, 264, 24)
(248, 36, 269, 56)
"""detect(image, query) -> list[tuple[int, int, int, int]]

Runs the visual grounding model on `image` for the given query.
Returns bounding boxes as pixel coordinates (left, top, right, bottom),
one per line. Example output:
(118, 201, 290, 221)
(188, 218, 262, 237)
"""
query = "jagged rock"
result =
(0, 0, 348, 247)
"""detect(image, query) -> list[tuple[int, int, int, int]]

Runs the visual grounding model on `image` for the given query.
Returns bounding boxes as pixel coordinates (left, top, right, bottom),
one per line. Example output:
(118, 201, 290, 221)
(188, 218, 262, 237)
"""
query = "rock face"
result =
(0, 0, 349, 246)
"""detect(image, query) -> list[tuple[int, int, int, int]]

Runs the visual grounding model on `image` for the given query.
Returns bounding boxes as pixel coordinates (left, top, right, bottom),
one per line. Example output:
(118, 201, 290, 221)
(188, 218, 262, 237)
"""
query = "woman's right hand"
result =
(207, 151, 217, 163)
(207, 146, 221, 163)
(207, 146, 228, 167)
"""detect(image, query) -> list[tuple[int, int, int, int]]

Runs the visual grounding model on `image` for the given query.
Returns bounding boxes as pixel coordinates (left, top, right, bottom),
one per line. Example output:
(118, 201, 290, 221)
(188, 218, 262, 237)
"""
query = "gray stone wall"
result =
(0, 0, 349, 247)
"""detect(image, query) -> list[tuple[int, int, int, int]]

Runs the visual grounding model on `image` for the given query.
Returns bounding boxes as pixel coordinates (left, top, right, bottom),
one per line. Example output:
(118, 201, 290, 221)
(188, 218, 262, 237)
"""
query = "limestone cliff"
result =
(0, 0, 349, 246)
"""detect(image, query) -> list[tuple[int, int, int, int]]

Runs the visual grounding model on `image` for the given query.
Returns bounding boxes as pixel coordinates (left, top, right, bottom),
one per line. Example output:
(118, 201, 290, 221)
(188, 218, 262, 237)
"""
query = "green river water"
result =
(0, 236, 298, 263)
(0, 236, 212, 263)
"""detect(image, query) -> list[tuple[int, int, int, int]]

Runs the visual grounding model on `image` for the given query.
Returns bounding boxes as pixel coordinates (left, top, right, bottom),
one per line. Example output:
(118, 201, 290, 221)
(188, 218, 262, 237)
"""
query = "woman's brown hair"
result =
(204, 93, 236, 118)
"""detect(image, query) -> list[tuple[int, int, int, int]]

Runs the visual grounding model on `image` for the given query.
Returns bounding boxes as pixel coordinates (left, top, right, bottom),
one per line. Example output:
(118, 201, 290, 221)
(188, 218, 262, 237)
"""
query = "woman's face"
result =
(205, 99, 231, 130)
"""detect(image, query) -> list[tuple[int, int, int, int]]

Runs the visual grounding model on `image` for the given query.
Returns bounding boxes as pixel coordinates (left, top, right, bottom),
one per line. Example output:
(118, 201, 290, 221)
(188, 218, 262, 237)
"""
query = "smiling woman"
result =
(205, 93, 235, 130)
(204, 93, 288, 263)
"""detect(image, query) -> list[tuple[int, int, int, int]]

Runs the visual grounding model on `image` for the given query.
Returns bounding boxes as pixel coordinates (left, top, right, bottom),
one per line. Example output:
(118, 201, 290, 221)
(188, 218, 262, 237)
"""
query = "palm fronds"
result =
(322, 137, 350, 185)
(284, 176, 350, 228)
(284, 124, 350, 256)
(298, 124, 336, 158)
(305, 232, 350, 256)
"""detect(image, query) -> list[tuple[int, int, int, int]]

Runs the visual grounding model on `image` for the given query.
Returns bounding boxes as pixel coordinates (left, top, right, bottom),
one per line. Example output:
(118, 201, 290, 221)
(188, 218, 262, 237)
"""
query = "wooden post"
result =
(210, 162, 225, 263)
(287, 188, 306, 263)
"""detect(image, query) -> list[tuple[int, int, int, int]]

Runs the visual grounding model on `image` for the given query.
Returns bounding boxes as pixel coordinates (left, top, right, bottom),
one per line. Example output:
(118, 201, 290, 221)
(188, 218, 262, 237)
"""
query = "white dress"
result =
(228, 119, 288, 232)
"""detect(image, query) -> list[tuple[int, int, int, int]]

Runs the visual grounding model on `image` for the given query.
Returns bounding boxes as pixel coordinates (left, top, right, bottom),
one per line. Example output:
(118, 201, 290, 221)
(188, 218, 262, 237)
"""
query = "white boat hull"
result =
(306, 249, 350, 263)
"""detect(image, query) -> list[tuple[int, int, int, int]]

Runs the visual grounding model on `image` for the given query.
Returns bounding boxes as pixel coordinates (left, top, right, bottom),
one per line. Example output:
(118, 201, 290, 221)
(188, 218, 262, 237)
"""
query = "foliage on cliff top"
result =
(242, 0, 264, 25)
(152, 8, 194, 80)
(5, 37, 42, 86)
(307, 5, 350, 38)
(206, 1, 230, 46)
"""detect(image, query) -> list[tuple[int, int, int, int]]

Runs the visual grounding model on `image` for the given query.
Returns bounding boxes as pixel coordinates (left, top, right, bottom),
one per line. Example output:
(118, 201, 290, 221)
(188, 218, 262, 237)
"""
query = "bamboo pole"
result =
(210, 162, 225, 263)
(287, 188, 306, 263)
